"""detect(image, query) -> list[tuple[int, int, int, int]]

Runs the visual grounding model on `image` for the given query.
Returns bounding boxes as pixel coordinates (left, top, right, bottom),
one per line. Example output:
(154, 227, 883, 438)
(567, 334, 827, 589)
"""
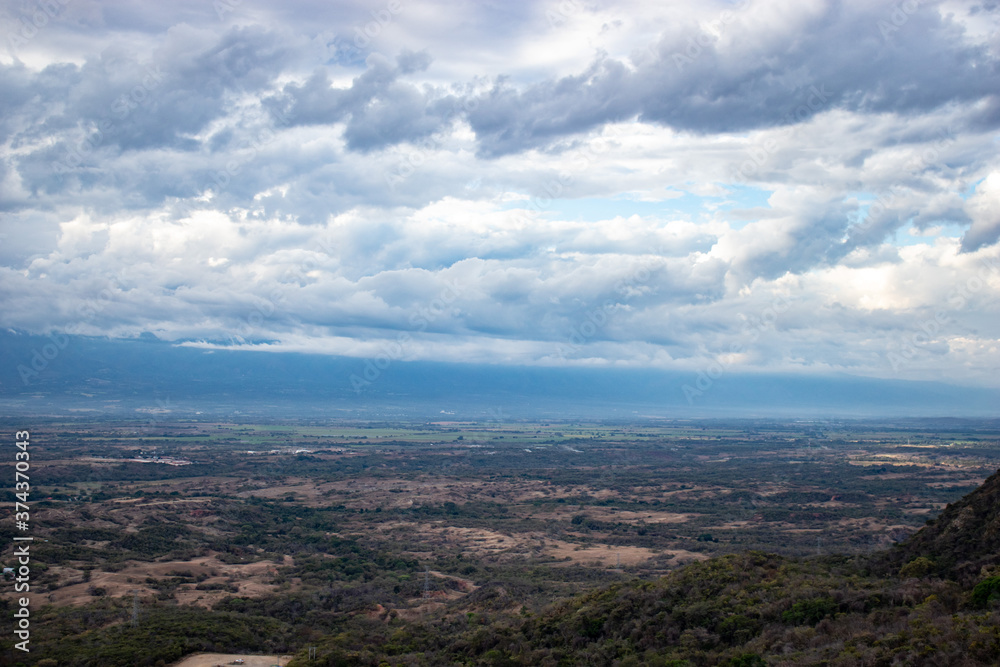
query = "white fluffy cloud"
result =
(1, 0, 999, 387)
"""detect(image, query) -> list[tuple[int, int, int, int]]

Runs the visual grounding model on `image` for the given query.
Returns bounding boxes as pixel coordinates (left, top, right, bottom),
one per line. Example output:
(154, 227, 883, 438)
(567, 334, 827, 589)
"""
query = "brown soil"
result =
(28, 553, 295, 608)
(170, 654, 291, 667)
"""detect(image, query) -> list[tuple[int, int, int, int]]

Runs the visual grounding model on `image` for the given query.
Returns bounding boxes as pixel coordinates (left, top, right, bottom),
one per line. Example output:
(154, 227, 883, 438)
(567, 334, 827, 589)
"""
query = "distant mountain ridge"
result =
(2, 329, 1000, 418)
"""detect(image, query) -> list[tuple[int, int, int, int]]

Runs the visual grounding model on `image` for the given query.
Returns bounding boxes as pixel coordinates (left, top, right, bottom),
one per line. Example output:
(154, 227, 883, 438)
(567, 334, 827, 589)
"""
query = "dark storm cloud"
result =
(14, 25, 290, 152)
(267, 49, 463, 152)
(1, 25, 298, 210)
(465, 2, 1000, 156)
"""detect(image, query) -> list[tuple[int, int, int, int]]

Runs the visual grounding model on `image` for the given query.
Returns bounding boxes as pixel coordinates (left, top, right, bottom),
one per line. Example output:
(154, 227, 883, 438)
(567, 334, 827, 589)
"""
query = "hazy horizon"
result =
(2, 0, 999, 415)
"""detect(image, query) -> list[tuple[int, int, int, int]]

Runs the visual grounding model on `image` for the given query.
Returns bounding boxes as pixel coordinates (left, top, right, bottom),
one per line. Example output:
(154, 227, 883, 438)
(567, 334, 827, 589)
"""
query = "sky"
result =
(1, 0, 999, 394)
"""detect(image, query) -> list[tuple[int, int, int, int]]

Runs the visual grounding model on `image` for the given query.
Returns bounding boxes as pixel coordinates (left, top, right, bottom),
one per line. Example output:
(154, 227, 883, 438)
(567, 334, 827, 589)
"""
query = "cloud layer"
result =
(1, 0, 999, 389)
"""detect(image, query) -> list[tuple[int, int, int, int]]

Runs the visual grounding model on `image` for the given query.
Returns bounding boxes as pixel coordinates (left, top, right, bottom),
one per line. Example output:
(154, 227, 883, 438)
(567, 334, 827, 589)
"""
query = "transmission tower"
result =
(129, 590, 140, 627)
(423, 568, 431, 599)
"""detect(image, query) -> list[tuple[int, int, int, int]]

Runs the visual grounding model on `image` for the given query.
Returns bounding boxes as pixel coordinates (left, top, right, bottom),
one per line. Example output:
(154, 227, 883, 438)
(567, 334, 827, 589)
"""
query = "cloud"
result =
(962, 172, 1000, 251)
(465, 1, 1000, 156)
(0, 0, 998, 390)
(269, 49, 462, 153)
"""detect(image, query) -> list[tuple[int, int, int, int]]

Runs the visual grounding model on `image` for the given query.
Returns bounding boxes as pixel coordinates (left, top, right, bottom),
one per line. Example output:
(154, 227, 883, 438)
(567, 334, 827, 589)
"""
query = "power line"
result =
(129, 589, 140, 627)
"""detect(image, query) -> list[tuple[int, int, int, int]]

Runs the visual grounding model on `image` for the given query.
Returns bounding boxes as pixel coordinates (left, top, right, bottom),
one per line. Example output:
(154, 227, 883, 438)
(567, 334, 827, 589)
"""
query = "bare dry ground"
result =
(381, 570, 480, 621)
(537, 508, 695, 524)
(30, 553, 296, 608)
(541, 539, 683, 567)
(377, 521, 521, 556)
(170, 653, 291, 667)
(376, 520, 694, 567)
(236, 474, 676, 510)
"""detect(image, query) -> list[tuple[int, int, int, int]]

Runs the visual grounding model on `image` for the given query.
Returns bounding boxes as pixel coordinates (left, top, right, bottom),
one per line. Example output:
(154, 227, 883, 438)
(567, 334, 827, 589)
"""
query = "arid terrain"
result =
(172, 655, 290, 667)
(2, 417, 999, 665)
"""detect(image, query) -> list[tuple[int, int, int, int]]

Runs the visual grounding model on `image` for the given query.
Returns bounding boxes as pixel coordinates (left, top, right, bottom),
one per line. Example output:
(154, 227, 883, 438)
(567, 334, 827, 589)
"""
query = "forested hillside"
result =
(287, 471, 1000, 665)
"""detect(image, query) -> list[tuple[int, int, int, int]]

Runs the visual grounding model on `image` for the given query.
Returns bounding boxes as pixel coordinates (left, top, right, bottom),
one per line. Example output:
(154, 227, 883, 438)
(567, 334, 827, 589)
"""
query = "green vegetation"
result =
(1, 417, 999, 665)
(274, 549, 1000, 665)
(6, 602, 296, 666)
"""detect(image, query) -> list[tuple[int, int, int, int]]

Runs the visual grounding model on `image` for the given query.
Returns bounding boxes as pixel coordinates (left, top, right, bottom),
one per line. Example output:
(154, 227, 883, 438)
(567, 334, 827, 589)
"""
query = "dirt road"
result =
(171, 654, 292, 667)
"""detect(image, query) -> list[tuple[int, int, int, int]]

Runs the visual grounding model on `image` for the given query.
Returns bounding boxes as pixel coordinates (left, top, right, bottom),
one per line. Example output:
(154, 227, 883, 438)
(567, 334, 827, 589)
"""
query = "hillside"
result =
(886, 467, 1000, 584)
(287, 470, 1000, 666)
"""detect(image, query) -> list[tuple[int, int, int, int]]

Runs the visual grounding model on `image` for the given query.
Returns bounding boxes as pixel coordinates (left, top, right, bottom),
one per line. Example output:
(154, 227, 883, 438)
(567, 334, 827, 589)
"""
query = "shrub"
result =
(899, 557, 935, 579)
(782, 596, 837, 625)
(971, 576, 1000, 608)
